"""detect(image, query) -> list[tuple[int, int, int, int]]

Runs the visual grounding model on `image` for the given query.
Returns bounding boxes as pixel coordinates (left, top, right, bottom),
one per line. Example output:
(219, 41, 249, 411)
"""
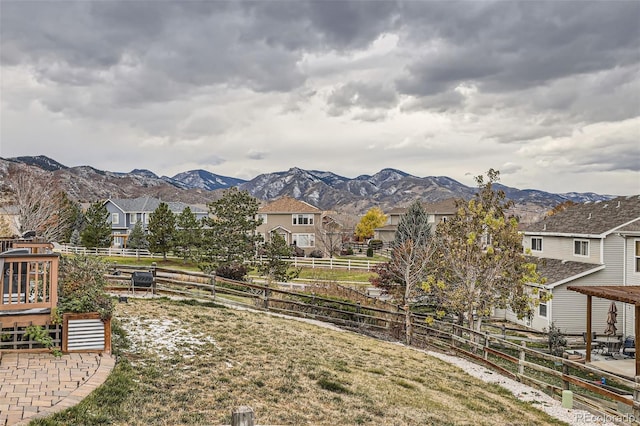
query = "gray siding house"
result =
(104, 197, 208, 248)
(497, 195, 640, 335)
(374, 198, 459, 243)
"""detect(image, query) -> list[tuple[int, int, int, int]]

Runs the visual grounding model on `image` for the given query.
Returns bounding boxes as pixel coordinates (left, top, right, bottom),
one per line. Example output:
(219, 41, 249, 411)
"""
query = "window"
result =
(539, 291, 548, 318)
(112, 213, 119, 224)
(531, 237, 543, 252)
(293, 233, 315, 247)
(574, 239, 589, 257)
(635, 240, 640, 273)
(293, 214, 314, 225)
(256, 214, 267, 224)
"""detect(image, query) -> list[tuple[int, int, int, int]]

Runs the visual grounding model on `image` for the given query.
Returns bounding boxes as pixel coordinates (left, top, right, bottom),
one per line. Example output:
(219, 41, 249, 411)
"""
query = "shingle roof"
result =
(521, 195, 640, 236)
(258, 196, 320, 213)
(108, 197, 207, 214)
(388, 198, 460, 215)
(531, 257, 603, 288)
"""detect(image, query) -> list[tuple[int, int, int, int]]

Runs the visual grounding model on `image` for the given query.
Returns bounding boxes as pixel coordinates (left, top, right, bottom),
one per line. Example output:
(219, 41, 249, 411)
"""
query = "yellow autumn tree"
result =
(355, 207, 387, 240)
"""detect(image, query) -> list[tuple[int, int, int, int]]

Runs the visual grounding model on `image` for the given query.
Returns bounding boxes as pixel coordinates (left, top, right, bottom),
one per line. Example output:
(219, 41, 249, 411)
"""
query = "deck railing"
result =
(0, 253, 59, 312)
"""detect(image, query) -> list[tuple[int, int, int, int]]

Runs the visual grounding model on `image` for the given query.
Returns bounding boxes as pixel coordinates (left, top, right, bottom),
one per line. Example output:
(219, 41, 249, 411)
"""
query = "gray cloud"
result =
(1, 0, 638, 195)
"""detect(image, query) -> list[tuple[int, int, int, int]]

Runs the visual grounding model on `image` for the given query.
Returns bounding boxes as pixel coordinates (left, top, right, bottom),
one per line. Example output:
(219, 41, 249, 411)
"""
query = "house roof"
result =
(258, 196, 320, 213)
(531, 257, 604, 289)
(107, 196, 207, 214)
(387, 198, 460, 215)
(521, 195, 640, 236)
(567, 285, 640, 306)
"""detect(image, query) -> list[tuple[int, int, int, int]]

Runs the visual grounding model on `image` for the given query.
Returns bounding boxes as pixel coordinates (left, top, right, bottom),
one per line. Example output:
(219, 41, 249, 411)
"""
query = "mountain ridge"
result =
(0, 155, 616, 219)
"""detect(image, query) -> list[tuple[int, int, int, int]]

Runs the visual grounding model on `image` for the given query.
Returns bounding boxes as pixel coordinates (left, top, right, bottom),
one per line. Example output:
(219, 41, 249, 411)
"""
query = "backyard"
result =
(31, 297, 566, 426)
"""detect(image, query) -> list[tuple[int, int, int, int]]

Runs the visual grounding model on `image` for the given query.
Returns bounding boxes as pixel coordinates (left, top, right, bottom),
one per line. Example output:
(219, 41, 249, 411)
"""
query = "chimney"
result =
(617, 201, 621, 208)
(588, 213, 592, 219)
(543, 224, 546, 231)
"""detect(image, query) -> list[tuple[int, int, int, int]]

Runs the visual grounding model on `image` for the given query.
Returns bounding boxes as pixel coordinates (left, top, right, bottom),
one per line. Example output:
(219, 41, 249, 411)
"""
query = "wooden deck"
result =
(0, 252, 59, 326)
(590, 358, 637, 380)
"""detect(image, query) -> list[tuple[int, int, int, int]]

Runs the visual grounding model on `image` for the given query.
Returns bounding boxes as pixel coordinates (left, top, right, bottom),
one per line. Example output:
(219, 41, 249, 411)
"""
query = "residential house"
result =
(256, 196, 323, 256)
(104, 197, 208, 248)
(374, 198, 459, 243)
(497, 195, 640, 335)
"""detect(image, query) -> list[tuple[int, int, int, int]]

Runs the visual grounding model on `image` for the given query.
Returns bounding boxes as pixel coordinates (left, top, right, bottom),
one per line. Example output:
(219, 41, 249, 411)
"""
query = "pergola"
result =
(567, 285, 640, 376)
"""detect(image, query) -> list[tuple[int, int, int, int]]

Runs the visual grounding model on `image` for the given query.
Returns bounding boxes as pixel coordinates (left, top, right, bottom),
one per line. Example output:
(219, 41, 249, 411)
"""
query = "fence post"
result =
(263, 283, 269, 309)
(210, 273, 216, 299)
(151, 262, 157, 295)
(562, 353, 570, 391)
(518, 341, 526, 377)
(231, 406, 254, 426)
(484, 336, 489, 361)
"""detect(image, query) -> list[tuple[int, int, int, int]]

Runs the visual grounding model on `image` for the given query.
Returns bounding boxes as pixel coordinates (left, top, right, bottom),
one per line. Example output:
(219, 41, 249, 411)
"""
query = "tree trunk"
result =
(404, 304, 412, 346)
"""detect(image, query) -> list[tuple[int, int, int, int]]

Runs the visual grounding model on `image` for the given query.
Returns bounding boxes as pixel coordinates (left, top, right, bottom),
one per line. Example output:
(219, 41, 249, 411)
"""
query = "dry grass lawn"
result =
(102, 298, 566, 425)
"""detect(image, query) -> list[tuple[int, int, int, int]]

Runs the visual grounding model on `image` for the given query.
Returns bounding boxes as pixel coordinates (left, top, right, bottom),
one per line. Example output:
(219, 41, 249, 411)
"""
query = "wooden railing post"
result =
(518, 341, 526, 376)
(263, 284, 269, 309)
(231, 406, 254, 426)
(634, 376, 640, 420)
(484, 336, 489, 361)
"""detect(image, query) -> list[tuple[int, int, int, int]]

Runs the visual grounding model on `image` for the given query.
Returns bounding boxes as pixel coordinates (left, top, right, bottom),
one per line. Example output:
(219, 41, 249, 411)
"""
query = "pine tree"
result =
(258, 232, 300, 284)
(80, 202, 112, 248)
(200, 187, 262, 277)
(147, 202, 175, 260)
(174, 206, 202, 263)
(127, 221, 148, 250)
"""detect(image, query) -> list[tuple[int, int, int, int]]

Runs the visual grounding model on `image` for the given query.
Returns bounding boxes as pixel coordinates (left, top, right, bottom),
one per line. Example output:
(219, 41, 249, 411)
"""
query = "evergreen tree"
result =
(174, 206, 202, 263)
(147, 202, 176, 260)
(200, 187, 262, 277)
(127, 221, 148, 250)
(80, 201, 112, 248)
(258, 232, 300, 284)
(69, 229, 81, 246)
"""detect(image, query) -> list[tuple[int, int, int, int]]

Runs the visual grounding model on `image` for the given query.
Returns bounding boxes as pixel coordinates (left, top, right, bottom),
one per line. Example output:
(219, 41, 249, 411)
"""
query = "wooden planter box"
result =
(62, 312, 111, 354)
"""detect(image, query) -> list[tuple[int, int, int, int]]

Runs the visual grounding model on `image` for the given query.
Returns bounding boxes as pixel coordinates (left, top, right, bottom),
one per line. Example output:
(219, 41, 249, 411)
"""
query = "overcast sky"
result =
(1, 1, 638, 195)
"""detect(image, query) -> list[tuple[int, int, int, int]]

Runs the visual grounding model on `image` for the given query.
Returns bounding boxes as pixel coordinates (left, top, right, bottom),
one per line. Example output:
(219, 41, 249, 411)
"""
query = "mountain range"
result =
(0, 155, 614, 220)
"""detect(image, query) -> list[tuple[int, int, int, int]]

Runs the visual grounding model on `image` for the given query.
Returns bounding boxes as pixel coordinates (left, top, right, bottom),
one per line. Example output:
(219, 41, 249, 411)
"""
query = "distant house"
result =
(497, 195, 640, 335)
(256, 196, 322, 256)
(104, 196, 208, 248)
(374, 198, 459, 243)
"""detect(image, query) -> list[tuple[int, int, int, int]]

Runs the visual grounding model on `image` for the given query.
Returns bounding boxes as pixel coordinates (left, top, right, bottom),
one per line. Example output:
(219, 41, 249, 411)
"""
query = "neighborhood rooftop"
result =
(521, 195, 640, 235)
(107, 196, 207, 214)
(258, 196, 321, 213)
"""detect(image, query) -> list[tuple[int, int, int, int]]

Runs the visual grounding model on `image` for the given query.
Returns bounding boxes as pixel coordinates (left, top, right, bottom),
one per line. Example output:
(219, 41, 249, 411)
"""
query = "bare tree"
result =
(315, 219, 342, 258)
(1, 165, 76, 242)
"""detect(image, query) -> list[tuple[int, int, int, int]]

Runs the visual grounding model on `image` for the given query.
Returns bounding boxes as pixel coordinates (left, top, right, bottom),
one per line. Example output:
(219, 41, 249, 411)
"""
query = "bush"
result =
(215, 263, 248, 281)
(58, 255, 114, 319)
(366, 247, 374, 257)
(309, 250, 323, 258)
(340, 246, 354, 256)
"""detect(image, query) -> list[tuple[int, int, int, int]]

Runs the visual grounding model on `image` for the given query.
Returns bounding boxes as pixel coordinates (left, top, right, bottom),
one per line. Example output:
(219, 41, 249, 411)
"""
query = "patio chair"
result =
(622, 337, 636, 358)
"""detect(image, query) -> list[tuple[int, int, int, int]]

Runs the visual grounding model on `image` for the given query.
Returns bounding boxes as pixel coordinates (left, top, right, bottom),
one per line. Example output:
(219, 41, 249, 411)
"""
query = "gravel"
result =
(421, 349, 623, 426)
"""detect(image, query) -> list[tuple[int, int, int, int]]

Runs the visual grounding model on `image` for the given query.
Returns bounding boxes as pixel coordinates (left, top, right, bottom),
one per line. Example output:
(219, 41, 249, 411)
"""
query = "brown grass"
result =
(110, 298, 566, 425)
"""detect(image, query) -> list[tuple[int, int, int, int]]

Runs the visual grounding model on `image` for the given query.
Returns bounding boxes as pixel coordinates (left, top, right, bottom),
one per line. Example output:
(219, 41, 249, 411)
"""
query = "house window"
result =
(574, 239, 589, 257)
(256, 214, 267, 224)
(635, 240, 640, 273)
(293, 233, 315, 247)
(539, 291, 548, 318)
(293, 214, 314, 225)
(531, 237, 543, 252)
(112, 213, 119, 224)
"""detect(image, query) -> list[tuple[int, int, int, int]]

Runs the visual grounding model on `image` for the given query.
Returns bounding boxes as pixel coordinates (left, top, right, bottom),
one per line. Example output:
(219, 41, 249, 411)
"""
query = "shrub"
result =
(58, 255, 114, 319)
(366, 247, 374, 257)
(215, 263, 248, 281)
(309, 250, 323, 258)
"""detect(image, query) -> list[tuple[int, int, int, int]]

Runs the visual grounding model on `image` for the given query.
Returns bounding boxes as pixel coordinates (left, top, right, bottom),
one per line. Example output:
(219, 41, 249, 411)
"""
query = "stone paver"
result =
(0, 352, 115, 426)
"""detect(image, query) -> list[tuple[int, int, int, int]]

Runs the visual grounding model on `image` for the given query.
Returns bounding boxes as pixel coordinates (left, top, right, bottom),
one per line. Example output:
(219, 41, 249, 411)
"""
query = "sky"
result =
(0, 1, 639, 196)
